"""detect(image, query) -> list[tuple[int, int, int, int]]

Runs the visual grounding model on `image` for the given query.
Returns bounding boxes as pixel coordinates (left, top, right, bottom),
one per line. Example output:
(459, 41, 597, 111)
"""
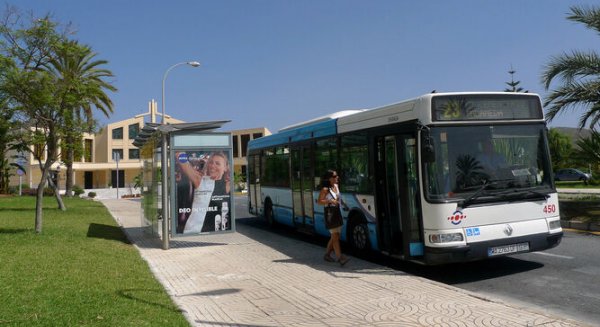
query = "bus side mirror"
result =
(422, 133, 435, 163)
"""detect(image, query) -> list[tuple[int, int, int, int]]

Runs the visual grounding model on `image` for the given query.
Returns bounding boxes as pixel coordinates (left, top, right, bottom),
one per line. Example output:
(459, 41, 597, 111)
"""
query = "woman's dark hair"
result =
(319, 169, 337, 188)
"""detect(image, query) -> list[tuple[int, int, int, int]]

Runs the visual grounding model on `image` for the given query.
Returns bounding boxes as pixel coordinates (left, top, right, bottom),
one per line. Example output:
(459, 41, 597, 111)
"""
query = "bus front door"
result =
(248, 154, 261, 215)
(291, 144, 314, 229)
(376, 134, 422, 258)
(376, 136, 403, 255)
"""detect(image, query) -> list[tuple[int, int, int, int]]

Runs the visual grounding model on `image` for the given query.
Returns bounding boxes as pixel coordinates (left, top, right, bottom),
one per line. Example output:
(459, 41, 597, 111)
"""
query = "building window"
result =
(34, 143, 45, 161)
(241, 134, 250, 157)
(253, 133, 263, 139)
(84, 139, 93, 162)
(128, 123, 140, 139)
(112, 127, 123, 140)
(233, 135, 239, 158)
(129, 148, 140, 160)
(112, 149, 123, 161)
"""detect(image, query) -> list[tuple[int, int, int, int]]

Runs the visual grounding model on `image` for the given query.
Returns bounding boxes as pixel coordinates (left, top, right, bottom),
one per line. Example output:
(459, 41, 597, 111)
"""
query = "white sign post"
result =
(114, 152, 120, 199)
(15, 153, 27, 196)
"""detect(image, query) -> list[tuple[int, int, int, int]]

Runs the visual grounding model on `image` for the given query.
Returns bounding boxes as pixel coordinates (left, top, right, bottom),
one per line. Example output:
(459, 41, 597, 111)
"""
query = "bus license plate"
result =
(487, 242, 529, 257)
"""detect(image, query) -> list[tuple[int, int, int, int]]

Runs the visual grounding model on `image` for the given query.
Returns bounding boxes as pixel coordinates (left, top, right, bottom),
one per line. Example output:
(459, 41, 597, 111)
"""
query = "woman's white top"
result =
(325, 184, 340, 207)
(184, 176, 215, 233)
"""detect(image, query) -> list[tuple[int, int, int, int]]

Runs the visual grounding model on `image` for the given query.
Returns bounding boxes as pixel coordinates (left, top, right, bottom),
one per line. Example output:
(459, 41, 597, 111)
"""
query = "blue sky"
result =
(12, 1, 599, 132)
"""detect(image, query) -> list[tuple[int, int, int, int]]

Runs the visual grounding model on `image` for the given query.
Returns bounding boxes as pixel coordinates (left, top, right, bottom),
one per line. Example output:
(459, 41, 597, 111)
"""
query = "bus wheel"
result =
(264, 200, 275, 227)
(348, 220, 370, 253)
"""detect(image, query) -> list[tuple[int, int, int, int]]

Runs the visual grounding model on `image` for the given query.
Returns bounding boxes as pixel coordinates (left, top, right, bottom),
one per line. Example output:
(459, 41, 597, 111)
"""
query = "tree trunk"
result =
(65, 148, 74, 197)
(35, 167, 51, 233)
(47, 174, 66, 211)
(35, 183, 44, 233)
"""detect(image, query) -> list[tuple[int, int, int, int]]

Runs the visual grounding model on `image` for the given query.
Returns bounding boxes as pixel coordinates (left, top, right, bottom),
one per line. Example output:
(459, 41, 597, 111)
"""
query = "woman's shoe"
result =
(338, 256, 350, 266)
(323, 254, 335, 262)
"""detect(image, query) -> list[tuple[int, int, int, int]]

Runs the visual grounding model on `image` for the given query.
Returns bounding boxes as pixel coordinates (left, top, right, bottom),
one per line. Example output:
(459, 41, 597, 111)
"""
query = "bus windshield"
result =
(424, 124, 553, 202)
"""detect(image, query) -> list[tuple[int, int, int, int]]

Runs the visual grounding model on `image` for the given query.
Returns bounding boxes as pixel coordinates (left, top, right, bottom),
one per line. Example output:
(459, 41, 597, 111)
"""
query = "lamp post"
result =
(161, 61, 201, 250)
(162, 61, 201, 124)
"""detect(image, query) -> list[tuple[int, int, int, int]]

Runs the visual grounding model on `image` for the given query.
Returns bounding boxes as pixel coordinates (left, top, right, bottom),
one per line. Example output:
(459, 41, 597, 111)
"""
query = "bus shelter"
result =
(133, 121, 234, 249)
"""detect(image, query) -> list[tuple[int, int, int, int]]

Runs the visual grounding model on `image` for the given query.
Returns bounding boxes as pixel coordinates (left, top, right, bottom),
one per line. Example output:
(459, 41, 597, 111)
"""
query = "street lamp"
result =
(161, 61, 201, 124)
(160, 60, 201, 250)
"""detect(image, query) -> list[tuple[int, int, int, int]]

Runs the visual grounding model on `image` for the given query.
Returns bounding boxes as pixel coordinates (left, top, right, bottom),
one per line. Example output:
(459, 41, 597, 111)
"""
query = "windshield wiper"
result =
(458, 181, 496, 208)
(497, 188, 550, 201)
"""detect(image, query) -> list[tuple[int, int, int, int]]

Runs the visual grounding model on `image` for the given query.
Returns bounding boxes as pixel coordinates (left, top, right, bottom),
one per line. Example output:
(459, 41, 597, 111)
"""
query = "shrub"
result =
(73, 185, 85, 197)
(6, 184, 27, 194)
(88, 191, 97, 198)
(24, 188, 37, 196)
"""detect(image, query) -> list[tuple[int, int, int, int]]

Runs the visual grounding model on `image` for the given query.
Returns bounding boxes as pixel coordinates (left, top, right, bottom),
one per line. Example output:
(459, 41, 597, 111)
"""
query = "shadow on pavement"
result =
(169, 240, 228, 249)
(401, 256, 545, 285)
(235, 215, 544, 284)
(235, 215, 411, 277)
(186, 288, 241, 297)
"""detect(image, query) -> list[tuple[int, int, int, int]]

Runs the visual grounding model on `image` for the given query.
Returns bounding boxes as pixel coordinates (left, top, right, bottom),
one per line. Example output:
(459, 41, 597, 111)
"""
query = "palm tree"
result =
(548, 129, 574, 169)
(45, 40, 116, 196)
(455, 154, 488, 190)
(542, 6, 600, 130)
(573, 130, 600, 173)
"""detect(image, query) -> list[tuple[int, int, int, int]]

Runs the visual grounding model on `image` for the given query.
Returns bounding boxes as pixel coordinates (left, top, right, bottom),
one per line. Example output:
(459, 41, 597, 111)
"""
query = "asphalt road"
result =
(234, 196, 600, 326)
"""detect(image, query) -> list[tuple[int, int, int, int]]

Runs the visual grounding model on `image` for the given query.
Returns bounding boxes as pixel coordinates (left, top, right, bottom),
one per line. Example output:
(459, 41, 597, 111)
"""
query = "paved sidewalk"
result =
(101, 199, 589, 327)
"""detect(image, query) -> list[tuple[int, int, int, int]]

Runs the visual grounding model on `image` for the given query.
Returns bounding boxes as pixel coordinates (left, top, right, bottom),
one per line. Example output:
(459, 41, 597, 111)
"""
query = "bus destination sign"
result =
(432, 95, 543, 122)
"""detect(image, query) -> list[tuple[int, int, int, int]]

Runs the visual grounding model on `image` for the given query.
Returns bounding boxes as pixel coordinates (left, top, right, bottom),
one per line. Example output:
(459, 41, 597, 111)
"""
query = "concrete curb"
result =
(561, 220, 600, 232)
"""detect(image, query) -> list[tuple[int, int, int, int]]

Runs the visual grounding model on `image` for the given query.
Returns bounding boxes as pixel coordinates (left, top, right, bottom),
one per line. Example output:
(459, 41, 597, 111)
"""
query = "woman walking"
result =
(318, 169, 350, 266)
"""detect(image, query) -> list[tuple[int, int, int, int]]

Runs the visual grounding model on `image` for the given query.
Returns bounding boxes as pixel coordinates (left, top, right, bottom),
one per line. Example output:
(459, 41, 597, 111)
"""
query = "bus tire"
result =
(264, 199, 275, 227)
(347, 217, 370, 254)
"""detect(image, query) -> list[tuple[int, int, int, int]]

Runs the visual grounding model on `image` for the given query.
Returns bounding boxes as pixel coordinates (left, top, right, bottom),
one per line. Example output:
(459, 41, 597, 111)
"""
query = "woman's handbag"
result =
(324, 206, 343, 229)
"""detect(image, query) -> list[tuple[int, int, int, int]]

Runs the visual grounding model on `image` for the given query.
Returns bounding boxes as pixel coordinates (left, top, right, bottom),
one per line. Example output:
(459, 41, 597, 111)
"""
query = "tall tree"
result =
(573, 130, 600, 172)
(548, 128, 573, 169)
(45, 40, 116, 196)
(0, 94, 28, 194)
(0, 8, 68, 232)
(504, 65, 527, 92)
(542, 5, 600, 130)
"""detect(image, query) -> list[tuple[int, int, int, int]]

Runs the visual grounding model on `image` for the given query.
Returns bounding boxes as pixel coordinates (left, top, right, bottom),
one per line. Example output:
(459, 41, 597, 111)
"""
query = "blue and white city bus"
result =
(247, 92, 563, 264)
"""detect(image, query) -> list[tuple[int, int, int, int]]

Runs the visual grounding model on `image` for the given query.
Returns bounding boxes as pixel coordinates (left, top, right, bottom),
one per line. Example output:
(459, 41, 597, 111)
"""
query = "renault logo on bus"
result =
(448, 210, 467, 225)
(504, 224, 514, 236)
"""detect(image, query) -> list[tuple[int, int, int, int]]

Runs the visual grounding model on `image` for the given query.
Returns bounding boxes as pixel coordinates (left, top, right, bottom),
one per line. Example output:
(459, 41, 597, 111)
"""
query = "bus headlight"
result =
(548, 220, 562, 230)
(429, 233, 464, 244)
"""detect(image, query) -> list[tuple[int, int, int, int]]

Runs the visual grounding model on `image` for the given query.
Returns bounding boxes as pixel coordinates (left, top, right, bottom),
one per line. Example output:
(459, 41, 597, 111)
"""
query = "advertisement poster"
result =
(174, 150, 232, 234)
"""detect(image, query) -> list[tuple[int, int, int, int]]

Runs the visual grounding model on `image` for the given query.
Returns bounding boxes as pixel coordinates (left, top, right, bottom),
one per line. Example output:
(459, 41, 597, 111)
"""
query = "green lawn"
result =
(0, 196, 189, 327)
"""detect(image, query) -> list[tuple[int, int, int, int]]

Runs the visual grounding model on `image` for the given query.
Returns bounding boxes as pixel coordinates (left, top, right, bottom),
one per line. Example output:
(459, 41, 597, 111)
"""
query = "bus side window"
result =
(340, 134, 370, 193)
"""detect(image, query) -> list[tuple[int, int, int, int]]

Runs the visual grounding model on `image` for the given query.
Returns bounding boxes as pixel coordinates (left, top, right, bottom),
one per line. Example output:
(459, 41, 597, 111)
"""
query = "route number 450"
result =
(543, 204, 556, 214)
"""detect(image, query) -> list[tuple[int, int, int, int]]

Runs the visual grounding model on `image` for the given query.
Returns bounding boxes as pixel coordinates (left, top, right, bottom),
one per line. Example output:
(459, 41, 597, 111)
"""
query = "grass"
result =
(0, 196, 189, 327)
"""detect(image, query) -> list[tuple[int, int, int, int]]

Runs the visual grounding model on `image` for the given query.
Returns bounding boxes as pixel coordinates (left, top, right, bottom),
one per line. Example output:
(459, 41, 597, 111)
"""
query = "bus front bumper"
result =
(423, 232, 563, 265)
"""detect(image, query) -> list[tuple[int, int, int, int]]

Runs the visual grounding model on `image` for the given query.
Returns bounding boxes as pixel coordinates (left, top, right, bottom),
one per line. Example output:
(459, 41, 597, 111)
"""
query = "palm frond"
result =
(541, 51, 600, 89)
(568, 5, 600, 36)
(544, 79, 600, 129)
